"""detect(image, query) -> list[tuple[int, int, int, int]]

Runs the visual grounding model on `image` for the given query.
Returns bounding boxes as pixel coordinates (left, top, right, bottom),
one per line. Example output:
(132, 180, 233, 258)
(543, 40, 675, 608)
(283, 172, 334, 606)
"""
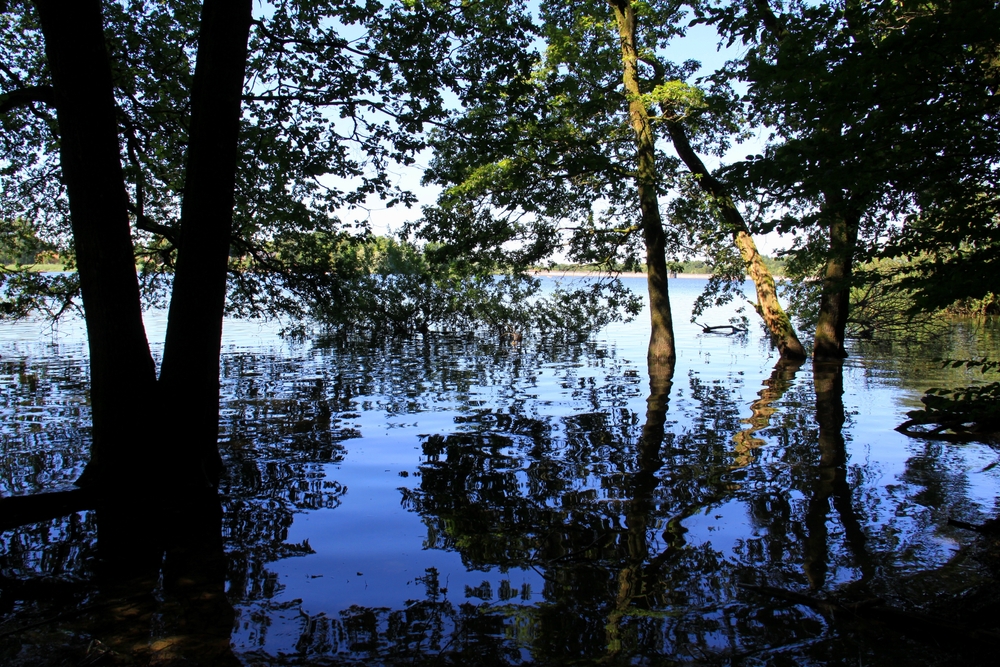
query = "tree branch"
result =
(127, 202, 179, 245)
(0, 85, 54, 114)
(752, 0, 788, 42)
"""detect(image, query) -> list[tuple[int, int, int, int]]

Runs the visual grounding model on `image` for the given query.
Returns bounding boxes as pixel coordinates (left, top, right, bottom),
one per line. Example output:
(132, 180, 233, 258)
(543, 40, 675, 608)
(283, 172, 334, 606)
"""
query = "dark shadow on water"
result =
(0, 487, 239, 665)
(90, 489, 240, 665)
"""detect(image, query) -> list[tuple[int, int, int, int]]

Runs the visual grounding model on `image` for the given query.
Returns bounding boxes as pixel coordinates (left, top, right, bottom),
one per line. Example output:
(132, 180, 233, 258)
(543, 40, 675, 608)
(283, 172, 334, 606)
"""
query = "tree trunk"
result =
(814, 194, 859, 360)
(33, 0, 157, 487)
(158, 0, 253, 488)
(753, 0, 860, 362)
(666, 122, 806, 361)
(609, 0, 675, 367)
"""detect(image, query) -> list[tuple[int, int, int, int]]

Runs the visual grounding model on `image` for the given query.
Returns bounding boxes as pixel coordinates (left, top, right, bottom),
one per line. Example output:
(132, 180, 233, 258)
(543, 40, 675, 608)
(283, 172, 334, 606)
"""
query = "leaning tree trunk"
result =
(814, 193, 858, 360)
(666, 122, 806, 361)
(610, 0, 675, 367)
(34, 0, 157, 488)
(158, 0, 253, 488)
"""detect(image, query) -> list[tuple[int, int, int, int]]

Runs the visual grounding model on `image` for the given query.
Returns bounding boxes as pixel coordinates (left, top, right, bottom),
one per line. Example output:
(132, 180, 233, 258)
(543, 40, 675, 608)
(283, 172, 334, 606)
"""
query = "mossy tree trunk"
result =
(666, 122, 807, 361)
(609, 0, 675, 367)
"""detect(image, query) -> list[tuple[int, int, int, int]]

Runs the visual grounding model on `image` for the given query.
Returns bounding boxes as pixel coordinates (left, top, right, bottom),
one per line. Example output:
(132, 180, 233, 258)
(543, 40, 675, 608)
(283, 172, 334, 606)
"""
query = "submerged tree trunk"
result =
(159, 0, 253, 487)
(609, 0, 675, 367)
(34, 0, 157, 487)
(666, 122, 806, 361)
(814, 194, 859, 360)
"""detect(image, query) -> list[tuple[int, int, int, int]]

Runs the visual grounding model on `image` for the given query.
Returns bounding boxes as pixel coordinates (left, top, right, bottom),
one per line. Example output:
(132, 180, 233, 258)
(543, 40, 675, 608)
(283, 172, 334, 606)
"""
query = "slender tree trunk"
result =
(609, 0, 675, 366)
(158, 0, 253, 487)
(814, 193, 858, 360)
(33, 0, 157, 487)
(666, 122, 806, 361)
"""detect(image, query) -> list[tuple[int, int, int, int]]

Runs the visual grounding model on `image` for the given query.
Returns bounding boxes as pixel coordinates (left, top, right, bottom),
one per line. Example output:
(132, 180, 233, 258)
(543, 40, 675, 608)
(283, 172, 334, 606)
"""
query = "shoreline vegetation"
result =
(536, 257, 787, 278)
(5, 265, 739, 280)
(3, 261, 775, 280)
(1, 263, 65, 273)
(532, 268, 714, 279)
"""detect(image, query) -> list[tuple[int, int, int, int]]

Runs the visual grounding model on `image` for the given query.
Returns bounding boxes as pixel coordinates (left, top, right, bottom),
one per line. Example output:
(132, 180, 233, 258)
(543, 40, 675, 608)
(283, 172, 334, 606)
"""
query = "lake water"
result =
(1, 276, 999, 665)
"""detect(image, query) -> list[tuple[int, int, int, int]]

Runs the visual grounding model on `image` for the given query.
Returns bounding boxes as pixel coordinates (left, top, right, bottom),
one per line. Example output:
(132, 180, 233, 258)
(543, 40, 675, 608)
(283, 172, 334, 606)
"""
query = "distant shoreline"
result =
(531, 269, 713, 279)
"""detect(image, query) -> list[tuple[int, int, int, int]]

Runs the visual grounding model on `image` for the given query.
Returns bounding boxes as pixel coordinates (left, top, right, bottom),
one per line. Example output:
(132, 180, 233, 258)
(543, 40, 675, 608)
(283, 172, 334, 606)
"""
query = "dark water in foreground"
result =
(2, 277, 1000, 665)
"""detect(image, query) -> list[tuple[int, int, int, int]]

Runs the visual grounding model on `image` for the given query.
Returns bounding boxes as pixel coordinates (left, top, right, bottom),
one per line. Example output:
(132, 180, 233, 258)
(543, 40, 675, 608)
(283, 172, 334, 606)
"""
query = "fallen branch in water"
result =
(0, 489, 95, 531)
(694, 321, 748, 335)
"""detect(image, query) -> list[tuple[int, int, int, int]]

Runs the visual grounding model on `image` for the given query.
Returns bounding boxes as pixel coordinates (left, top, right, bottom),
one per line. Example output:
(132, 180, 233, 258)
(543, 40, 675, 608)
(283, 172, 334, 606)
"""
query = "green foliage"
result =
(0, 0, 539, 321)
(707, 0, 1000, 322)
(948, 294, 1000, 318)
(418, 0, 697, 279)
(278, 234, 642, 339)
(0, 217, 59, 266)
(847, 259, 950, 344)
(0, 216, 75, 319)
(901, 358, 1000, 442)
(777, 256, 950, 345)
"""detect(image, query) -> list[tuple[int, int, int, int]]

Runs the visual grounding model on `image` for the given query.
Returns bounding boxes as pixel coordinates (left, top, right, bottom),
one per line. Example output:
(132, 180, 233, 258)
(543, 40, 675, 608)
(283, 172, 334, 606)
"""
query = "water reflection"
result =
(2, 301, 1000, 664)
(804, 363, 872, 590)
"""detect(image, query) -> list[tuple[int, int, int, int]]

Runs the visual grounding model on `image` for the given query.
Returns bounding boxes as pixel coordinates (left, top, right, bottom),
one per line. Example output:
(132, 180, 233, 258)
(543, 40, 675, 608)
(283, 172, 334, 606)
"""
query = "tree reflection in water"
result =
(2, 328, 999, 665)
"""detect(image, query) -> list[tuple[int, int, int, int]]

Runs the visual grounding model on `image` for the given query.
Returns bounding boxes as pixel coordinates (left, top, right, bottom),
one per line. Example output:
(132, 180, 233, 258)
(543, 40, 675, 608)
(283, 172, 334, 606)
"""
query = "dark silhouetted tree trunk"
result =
(158, 0, 253, 488)
(34, 0, 251, 489)
(33, 0, 157, 487)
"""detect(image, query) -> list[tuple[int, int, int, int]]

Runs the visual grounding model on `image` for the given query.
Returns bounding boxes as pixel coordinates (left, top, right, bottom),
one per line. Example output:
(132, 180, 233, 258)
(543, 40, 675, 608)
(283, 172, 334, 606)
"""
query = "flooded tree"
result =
(708, 0, 1000, 357)
(417, 0, 806, 368)
(0, 0, 536, 490)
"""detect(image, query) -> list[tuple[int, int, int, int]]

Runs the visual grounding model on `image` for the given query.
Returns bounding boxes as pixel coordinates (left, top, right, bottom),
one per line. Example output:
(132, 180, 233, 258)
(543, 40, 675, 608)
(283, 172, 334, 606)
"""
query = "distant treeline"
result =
(542, 257, 787, 277)
(1, 218, 64, 270)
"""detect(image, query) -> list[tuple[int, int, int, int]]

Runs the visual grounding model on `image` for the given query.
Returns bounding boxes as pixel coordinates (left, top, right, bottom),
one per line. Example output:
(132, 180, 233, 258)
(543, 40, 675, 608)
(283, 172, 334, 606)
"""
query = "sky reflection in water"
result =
(1, 276, 999, 665)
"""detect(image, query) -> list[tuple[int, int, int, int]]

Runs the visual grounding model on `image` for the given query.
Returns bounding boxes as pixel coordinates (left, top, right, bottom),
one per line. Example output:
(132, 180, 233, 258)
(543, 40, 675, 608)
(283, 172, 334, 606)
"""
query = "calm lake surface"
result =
(2, 276, 999, 665)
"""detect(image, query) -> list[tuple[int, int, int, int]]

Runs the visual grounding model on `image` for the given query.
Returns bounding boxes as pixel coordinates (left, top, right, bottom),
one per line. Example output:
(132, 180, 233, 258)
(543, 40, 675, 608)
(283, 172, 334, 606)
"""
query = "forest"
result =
(1, 0, 999, 665)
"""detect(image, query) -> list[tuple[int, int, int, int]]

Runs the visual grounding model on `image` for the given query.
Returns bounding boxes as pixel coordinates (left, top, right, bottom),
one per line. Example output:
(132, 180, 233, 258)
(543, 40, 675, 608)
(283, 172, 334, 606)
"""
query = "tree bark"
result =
(33, 0, 157, 487)
(666, 122, 807, 361)
(158, 0, 253, 487)
(814, 194, 858, 360)
(609, 0, 676, 367)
